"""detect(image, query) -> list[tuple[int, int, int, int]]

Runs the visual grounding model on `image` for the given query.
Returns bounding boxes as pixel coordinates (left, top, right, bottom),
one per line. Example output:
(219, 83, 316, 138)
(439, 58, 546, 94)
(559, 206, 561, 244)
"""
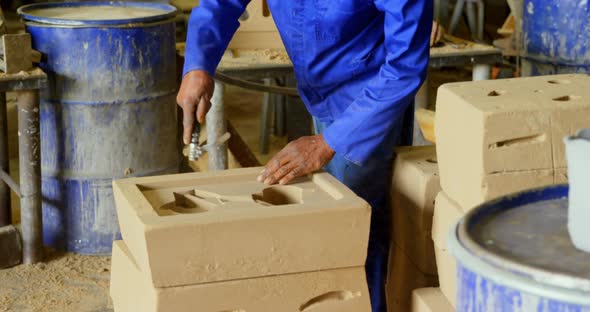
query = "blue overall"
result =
(184, 1, 432, 310)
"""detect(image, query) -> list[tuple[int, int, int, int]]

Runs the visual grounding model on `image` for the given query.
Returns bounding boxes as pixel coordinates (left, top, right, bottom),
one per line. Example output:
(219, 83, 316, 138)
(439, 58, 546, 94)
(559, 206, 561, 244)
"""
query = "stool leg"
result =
(0, 92, 9, 227)
(259, 78, 274, 155)
(477, 0, 485, 41)
(438, 0, 451, 29)
(448, 0, 465, 35)
(466, 1, 478, 41)
(434, 0, 441, 22)
(17, 90, 42, 264)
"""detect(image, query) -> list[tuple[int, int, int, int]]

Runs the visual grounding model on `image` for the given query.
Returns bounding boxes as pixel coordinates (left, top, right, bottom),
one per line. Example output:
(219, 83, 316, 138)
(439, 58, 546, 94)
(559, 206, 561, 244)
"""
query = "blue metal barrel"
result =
(522, 0, 590, 76)
(449, 185, 590, 311)
(18, 2, 180, 254)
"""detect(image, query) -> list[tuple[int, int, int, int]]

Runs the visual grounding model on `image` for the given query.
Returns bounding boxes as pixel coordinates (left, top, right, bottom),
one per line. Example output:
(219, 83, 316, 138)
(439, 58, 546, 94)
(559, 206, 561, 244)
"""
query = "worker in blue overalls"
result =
(177, 1, 433, 311)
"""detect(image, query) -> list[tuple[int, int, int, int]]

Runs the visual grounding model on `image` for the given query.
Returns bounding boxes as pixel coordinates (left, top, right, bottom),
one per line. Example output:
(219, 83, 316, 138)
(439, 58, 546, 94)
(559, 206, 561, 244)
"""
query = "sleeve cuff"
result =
(182, 64, 216, 78)
(322, 124, 366, 166)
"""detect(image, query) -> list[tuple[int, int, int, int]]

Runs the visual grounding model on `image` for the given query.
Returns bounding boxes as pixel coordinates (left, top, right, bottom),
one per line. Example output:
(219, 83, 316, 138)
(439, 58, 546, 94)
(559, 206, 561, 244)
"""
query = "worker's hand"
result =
(257, 134, 335, 185)
(430, 21, 445, 47)
(177, 70, 214, 144)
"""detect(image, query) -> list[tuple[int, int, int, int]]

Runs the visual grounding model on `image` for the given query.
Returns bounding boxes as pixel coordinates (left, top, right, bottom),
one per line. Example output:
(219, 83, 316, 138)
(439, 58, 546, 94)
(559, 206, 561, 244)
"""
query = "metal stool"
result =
(448, 0, 485, 41)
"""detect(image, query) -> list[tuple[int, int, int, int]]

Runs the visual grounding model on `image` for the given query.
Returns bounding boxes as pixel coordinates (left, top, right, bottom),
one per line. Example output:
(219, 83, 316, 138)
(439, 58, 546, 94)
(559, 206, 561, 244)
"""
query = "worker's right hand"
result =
(176, 70, 214, 144)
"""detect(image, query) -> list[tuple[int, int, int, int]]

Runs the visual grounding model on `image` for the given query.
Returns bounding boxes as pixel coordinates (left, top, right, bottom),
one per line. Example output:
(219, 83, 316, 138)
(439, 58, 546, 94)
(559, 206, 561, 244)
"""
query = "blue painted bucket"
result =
(449, 185, 590, 311)
(522, 0, 590, 76)
(18, 2, 180, 254)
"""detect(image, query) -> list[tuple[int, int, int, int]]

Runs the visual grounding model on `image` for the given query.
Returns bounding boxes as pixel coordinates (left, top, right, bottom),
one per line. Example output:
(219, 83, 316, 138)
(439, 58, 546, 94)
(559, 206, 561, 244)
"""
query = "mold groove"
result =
(487, 90, 507, 96)
(299, 290, 361, 311)
(252, 186, 304, 205)
(488, 134, 546, 149)
(553, 95, 581, 101)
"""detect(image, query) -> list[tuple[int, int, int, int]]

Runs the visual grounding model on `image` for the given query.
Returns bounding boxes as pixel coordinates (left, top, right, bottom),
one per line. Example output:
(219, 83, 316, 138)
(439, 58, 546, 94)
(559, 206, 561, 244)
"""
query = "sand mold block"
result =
(436, 74, 585, 208)
(110, 240, 372, 312)
(113, 167, 371, 287)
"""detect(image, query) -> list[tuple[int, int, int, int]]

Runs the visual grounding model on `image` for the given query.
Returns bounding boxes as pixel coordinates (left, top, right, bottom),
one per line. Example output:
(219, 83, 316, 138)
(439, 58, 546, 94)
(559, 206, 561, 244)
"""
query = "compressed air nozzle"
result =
(188, 123, 203, 161)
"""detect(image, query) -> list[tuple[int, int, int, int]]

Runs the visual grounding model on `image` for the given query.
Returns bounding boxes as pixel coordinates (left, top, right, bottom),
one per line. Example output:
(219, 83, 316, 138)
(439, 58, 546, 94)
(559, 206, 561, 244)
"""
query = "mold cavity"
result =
(487, 90, 507, 96)
(299, 291, 361, 311)
(167, 192, 220, 214)
(262, 0, 270, 17)
(253, 186, 303, 205)
(489, 133, 546, 149)
(534, 89, 543, 93)
(548, 79, 571, 84)
(553, 95, 581, 101)
(239, 10, 250, 21)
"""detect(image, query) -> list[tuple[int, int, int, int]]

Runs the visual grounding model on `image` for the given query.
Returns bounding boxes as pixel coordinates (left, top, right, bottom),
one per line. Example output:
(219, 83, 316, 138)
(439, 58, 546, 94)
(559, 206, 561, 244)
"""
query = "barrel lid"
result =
(17, 2, 178, 26)
(456, 184, 590, 293)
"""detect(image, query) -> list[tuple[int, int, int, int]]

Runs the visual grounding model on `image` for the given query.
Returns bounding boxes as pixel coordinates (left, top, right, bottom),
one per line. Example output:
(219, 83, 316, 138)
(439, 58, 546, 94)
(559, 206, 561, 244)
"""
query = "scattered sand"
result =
(259, 49, 291, 63)
(0, 248, 112, 312)
(218, 48, 292, 70)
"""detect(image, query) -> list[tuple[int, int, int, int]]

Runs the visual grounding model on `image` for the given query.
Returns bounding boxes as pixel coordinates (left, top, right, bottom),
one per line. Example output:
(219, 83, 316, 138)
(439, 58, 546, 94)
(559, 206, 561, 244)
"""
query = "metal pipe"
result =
(17, 90, 42, 264)
(448, 0, 465, 35)
(436, 0, 451, 30)
(477, 0, 485, 41)
(472, 64, 491, 81)
(0, 92, 9, 226)
(466, 1, 478, 41)
(207, 81, 228, 171)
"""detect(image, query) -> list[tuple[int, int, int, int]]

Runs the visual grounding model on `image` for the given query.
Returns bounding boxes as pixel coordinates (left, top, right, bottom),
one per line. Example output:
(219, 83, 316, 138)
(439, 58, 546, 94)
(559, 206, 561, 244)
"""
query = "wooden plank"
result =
(226, 119, 261, 168)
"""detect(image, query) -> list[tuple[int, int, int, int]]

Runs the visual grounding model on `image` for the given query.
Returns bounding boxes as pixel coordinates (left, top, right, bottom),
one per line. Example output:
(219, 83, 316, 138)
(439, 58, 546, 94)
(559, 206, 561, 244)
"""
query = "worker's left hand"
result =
(257, 134, 335, 185)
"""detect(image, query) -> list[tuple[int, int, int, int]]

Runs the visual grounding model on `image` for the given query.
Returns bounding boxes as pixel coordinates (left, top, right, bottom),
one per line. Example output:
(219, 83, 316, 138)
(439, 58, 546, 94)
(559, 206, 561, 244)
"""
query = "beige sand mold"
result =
(110, 240, 372, 312)
(113, 167, 371, 287)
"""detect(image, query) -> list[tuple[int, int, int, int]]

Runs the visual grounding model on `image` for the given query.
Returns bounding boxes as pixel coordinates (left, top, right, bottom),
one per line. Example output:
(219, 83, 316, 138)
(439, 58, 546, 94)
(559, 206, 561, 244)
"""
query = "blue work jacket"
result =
(183, 0, 432, 165)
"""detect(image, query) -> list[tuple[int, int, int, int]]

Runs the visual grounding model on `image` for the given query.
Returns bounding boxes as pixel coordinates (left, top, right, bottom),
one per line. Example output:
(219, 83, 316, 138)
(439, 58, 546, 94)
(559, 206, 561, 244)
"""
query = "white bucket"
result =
(565, 128, 590, 253)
